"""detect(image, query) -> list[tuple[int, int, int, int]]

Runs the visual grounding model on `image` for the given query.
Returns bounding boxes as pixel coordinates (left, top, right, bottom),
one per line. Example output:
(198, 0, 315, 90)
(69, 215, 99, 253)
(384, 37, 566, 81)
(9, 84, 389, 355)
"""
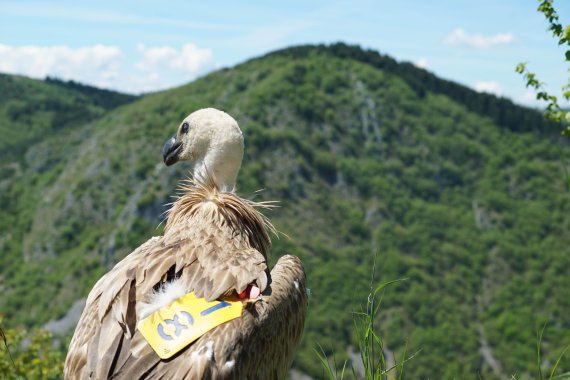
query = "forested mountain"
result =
(0, 74, 136, 163)
(1, 43, 569, 379)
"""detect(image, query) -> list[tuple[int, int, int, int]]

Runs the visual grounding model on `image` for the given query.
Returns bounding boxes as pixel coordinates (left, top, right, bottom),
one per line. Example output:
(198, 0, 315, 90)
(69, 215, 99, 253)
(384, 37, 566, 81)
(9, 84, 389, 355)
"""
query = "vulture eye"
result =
(181, 122, 189, 134)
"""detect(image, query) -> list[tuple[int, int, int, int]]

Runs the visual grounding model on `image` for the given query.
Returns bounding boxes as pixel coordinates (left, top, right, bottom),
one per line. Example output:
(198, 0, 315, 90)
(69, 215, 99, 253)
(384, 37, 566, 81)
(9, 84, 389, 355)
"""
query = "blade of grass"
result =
(549, 345, 570, 380)
(339, 358, 348, 380)
(351, 363, 358, 380)
(397, 341, 409, 380)
(317, 274, 412, 380)
(0, 326, 21, 379)
(381, 348, 422, 377)
(315, 344, 337, 380)
(372, 278, 408, 297)
(537, 322, 547, 380)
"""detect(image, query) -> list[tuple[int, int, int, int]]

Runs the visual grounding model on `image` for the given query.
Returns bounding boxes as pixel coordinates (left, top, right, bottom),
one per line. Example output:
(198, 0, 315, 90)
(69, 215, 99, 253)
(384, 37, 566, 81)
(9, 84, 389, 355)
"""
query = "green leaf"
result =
(564, 25, 570, 41)
(566, 50, 570, 61)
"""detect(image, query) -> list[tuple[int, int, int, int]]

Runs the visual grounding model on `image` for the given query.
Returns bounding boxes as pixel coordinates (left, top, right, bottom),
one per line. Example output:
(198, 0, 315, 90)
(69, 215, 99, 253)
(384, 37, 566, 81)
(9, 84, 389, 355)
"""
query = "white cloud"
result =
(414, 57, 429, 69)
(474, 81, 503, 96)
(445, 28, 515, 48)
(0, 44, 122, 89)
(0, 42, 216, 94)
(132, 43, 215, 92)
(136, 43, 214, 75)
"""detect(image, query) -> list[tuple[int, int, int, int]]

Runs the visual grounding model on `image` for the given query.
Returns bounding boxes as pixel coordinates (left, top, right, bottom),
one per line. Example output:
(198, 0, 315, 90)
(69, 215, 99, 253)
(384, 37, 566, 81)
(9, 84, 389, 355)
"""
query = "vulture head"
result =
(162, 108, 244, 191)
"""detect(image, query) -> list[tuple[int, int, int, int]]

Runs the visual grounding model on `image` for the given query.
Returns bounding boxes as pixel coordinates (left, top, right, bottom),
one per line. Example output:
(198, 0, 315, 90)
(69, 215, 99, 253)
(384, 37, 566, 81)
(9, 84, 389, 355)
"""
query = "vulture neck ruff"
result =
(165, 177, 275, 258)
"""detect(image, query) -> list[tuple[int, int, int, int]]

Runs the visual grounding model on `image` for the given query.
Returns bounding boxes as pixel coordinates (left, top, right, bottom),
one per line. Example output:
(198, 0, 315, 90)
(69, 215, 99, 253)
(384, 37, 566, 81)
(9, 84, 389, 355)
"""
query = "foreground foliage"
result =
(516, 0, 570, 135)
(316, 278, 419, 380)
(0, 319, 64, 380)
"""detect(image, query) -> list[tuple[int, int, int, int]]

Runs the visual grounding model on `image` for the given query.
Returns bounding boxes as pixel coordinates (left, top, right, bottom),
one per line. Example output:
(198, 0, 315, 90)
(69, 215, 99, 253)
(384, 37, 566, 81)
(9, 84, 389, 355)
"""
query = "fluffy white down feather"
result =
(137, 279, 187, 319)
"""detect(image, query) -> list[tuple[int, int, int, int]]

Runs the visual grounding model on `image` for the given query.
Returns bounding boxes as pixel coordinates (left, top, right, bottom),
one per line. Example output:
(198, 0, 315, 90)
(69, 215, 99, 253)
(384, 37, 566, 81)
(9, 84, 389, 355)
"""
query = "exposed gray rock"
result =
(290, 368, 314, 380)
(43, 298, 85, 336)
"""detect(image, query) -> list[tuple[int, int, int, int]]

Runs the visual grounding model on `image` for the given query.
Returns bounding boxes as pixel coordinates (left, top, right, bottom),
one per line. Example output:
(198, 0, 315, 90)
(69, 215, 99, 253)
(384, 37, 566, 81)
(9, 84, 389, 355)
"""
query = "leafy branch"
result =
(516, 0, 570, 135)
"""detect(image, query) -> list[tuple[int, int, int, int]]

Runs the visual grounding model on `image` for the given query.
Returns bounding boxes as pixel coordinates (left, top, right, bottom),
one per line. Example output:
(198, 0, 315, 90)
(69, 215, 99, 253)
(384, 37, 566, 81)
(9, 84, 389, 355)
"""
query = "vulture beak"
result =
(162, 135, 182, 166)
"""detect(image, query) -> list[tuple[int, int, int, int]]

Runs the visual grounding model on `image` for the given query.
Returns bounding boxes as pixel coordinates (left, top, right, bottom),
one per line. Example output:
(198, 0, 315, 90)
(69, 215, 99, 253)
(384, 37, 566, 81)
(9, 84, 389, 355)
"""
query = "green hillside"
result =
(0, 74, 136, 163)
(1, 43, 569, 379)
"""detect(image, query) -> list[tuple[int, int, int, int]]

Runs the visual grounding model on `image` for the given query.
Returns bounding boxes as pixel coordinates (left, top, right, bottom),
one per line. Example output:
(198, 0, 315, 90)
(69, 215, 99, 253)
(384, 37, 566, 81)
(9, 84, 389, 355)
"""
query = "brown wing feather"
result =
(111, 254, 307, 380)
(65, 236, 162, 378)
(64, 181, 306, 380)
(194, 247, 268, 301)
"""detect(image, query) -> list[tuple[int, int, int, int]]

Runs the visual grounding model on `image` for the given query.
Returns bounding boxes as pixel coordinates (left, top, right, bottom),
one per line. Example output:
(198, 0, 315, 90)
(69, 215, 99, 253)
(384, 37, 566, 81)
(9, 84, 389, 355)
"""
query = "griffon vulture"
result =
(64, 108, 308, 379)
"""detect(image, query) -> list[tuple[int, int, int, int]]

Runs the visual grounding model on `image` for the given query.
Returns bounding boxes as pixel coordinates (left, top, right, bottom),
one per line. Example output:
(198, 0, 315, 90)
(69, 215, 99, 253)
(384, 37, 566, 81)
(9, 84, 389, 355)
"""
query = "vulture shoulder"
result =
(64, 181, 308, 380)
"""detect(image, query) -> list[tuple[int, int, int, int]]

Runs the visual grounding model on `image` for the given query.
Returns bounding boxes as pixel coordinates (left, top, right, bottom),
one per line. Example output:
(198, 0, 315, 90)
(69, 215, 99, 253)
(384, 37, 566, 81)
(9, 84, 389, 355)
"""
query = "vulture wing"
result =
(113, 254, 307, 379)
(65, 251, 306, 379)
(65, 183, 306, 379)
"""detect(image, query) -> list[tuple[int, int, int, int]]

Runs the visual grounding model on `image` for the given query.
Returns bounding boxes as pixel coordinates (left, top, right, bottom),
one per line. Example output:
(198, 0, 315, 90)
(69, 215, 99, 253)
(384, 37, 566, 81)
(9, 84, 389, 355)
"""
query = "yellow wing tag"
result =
(137, 292, 243, 359)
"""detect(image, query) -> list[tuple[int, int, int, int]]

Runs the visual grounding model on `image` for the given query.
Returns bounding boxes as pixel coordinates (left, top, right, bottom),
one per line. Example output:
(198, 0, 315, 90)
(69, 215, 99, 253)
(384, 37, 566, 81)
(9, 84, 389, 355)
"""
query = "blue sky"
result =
(1, 0, 568, 108)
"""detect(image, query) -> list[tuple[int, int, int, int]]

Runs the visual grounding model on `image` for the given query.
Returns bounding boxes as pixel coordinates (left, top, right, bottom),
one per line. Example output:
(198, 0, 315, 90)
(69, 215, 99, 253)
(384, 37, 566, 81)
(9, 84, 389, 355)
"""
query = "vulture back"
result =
(64, 179, 308, 379)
